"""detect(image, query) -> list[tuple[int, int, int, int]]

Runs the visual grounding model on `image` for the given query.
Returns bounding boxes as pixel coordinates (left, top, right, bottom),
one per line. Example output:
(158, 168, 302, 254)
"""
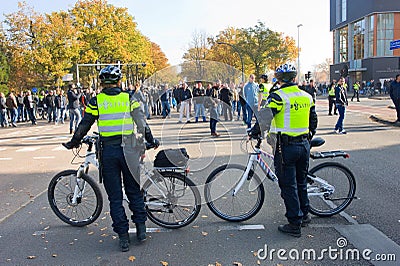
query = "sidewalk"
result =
(317, 94, 399, 127)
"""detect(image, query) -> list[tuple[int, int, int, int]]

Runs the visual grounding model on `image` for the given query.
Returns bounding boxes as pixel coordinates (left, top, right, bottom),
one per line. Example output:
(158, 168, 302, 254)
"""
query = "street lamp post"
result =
(217, 42, 245, 83)
(297, 24, 303, 82)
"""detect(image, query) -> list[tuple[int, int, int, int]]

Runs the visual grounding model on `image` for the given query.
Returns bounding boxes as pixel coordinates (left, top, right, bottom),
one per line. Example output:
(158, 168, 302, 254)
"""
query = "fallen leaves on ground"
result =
(27, 256, 36, 259)
(128, 256, 136, 262)
(233, 262, 243, 266)
(160, 261, 168, 266)
(52, 254, 57, 257)
(201, 231, 208, 236)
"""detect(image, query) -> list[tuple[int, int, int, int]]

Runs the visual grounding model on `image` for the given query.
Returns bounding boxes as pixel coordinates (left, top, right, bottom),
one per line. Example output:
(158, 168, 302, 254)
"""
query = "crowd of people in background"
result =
(1, 74, 399, 134)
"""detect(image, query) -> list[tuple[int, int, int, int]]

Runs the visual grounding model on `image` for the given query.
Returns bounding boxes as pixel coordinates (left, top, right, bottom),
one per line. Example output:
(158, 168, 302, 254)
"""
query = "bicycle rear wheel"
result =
(308, 162, 356, 217)
(48, 170, 103, 226)
(204, 164, 265, 222)
(142, 171, 201, 229)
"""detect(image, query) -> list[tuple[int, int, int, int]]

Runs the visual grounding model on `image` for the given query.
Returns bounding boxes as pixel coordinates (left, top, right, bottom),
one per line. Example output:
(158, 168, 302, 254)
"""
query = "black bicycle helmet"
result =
(274, 63, 297, 83)
(99, 65, 122, 84)
(259, 74, 268, 81)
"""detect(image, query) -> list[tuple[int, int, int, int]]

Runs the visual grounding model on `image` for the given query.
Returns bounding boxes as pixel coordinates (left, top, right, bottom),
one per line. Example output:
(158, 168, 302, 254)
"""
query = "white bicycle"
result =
(204, 136, 357, 221)
(48, 133, 201, 229)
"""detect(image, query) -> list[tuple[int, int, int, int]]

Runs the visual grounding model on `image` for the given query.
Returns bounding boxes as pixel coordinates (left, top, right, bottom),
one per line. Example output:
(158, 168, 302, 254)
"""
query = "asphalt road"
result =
(0, 98, 399, 265)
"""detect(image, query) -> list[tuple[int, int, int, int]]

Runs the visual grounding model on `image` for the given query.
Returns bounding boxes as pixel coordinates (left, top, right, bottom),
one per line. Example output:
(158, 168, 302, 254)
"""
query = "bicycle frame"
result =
(70, 136, 188, 209)
(232, 140, 339, 199)
(232, 146, 277, 196)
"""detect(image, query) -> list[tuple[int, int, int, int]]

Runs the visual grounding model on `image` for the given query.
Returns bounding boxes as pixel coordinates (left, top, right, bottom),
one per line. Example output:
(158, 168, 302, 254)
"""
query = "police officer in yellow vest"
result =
(351, 80, 360, 102)
(328, 80, 338, 115)
(257, 74, 272, 111)
(265, 63, 317, 237)
(64, 65, 159, 251)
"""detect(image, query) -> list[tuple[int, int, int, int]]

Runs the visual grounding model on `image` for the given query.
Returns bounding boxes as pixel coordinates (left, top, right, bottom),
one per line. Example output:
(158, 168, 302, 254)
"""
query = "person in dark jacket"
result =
(192, 81, 206, 122)
(24, 90, 37, 125)
(389, 74, 400, 124)
(219, 83, 233, 121)
(0, 92, 9, 127)
(334, 77, 348, 134)
(45, 90, 56, 123)
(67, 84, 82, 134)
(55, 89, 67, 124)
(177, 83, 192, 123)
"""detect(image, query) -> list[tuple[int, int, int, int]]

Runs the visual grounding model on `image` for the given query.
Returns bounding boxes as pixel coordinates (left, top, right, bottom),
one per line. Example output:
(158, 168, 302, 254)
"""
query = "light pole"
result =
(217, 42, 245, 83)
(297, 24, 303, 82)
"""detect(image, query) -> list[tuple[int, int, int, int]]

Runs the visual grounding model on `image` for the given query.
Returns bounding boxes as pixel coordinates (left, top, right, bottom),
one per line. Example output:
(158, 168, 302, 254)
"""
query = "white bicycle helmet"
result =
(274, 63, 297, 82)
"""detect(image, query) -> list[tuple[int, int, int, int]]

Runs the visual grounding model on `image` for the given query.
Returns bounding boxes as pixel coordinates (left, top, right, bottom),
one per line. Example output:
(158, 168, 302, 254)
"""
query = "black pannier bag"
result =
(154, 148, 189, 168)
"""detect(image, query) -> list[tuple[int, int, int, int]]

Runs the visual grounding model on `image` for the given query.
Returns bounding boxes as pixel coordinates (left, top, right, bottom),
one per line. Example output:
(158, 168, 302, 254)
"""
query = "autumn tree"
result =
(3, 1, 43, 90)
(0, 29, 10, 94)
(30, 11, 80, 88)
(151, 41, 169, 72)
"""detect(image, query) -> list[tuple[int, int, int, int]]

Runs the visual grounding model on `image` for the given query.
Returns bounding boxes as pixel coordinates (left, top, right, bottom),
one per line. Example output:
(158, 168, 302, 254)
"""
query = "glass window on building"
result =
(339, 26, 348, 62)
(353, 19, 365, 60)
(335, 0, 347, 24)
(377, 13, 394, 56)
(367, 15, 374, 57)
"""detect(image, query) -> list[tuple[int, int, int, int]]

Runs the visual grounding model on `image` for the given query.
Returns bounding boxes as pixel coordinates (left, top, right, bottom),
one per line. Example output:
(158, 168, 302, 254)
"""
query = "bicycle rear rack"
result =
(310, 150, 349, 159)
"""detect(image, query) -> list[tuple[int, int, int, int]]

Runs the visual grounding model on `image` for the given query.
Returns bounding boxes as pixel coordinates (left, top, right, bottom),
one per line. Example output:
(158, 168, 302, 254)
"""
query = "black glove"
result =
(308, 131, 316, 141)
(152, 138, 160, 149)
(145, 138, 160, 150)
(63, 141, 80, 150)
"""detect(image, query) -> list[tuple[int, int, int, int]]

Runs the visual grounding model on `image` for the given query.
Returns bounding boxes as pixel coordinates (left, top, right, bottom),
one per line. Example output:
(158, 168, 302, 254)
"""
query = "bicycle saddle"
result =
(310, 137, 325, 148)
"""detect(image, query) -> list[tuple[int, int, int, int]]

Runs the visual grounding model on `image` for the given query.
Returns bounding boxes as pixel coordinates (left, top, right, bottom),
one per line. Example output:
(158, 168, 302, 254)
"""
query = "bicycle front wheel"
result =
(308, 162, 356, 217)
(48, 170, 103, 227)
(142, 171, 201, 229)
(204, 164, 265, 222)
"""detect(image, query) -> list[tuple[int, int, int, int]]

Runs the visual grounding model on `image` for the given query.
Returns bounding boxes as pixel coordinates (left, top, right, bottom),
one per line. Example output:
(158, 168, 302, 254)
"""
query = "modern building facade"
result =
(330, 0, 400, 87)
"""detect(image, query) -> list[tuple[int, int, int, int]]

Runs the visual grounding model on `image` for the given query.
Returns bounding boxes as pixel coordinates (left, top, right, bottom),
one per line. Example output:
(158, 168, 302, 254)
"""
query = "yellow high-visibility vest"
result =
(85, 92, 140, 137)
(260, 83, 273, 101)
(268, 85, 314, 137)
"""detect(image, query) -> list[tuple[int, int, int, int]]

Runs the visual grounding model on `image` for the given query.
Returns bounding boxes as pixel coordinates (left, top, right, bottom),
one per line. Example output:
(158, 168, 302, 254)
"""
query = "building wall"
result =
(330, 0, 400, 31)
(330, 0, 400, 86)
(395, 13, 400, 57)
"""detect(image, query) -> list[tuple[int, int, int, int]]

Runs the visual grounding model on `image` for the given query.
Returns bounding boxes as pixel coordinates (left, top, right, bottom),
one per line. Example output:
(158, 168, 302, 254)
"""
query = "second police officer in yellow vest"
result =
(250, 63, 318, 237)
(64, 65, 159, 252)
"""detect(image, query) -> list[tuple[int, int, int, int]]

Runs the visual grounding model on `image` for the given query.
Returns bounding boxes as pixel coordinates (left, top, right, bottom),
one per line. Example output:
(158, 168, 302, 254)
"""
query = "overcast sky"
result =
(2, 0, 332, 73)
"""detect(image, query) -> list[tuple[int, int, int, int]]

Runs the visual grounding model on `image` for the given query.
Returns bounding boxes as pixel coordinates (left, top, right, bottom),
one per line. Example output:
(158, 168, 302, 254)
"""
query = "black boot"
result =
(301, 214, 311, 227)
(118, 233, 130, 252)
(136, 223, 147, 242)
(278, 223, 301, 237)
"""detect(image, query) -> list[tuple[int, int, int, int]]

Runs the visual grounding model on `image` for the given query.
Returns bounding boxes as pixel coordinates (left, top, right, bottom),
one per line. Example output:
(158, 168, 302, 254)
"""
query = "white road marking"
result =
(218, 224, 265, 231)
(52, 146, 67, 151)
(128, 227, 172, 233)
(0, 158, 12, 161)
(33, 156, 55, 160)
(0, 148, 7, 151)
(16, 147, 40, 152)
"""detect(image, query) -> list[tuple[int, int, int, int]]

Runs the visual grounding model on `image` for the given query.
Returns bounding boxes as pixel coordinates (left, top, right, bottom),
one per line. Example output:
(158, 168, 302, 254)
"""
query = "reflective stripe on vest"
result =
(269, 85, 313, 137)
(97, 92, 134, 137)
